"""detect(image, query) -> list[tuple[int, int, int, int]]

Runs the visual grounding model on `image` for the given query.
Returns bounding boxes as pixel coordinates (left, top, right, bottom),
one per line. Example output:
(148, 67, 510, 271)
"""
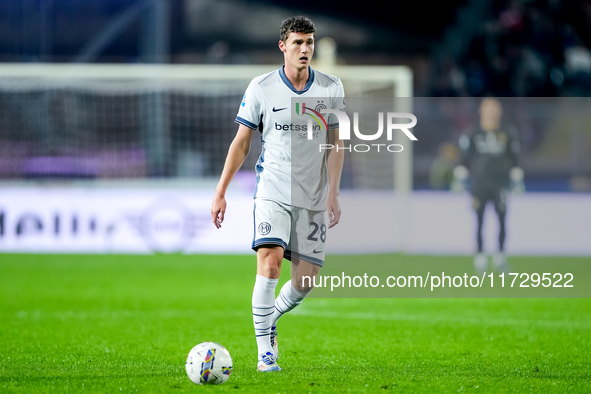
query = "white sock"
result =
(252, 275, 278, 356)
(271, 279, 308, 328)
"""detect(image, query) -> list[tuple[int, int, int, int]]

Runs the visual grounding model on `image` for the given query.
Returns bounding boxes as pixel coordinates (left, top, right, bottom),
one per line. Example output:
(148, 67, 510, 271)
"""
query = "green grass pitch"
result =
(1, 254, 590, 393)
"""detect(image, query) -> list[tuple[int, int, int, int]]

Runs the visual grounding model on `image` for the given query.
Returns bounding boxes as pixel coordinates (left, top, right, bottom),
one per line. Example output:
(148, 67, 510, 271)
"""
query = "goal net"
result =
(0, 63, 412, 191)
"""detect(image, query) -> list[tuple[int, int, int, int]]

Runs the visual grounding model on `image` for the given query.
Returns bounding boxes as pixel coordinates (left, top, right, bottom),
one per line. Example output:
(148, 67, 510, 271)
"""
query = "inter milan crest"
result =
(258, 222, 271, 235)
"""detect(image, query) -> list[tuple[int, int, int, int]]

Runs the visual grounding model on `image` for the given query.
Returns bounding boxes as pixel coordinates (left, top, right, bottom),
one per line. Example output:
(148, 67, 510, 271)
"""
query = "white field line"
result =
(8, 309, 244, 320)
(8, 307, 590, 330)
(290, 308, 591, 329)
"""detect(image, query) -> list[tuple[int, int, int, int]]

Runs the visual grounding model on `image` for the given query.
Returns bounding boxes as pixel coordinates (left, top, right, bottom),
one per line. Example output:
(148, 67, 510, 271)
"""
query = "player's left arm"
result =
(326, 79, 346, 228)
(507, 128, 525, 194)
(326, 127, 344, 228)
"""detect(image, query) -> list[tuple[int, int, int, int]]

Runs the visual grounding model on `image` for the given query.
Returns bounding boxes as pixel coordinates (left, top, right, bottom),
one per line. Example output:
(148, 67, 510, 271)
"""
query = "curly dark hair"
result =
(279, 16, 315, 42)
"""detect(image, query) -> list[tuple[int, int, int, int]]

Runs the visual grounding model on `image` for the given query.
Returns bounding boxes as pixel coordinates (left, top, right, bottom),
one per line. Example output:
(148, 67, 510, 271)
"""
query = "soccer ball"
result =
(185, 342, 233, 385)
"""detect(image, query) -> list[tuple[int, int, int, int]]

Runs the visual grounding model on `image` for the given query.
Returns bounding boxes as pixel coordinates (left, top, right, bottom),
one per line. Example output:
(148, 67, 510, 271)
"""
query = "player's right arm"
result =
(451, 133, 474, 193)
(211, 124, 254, 229)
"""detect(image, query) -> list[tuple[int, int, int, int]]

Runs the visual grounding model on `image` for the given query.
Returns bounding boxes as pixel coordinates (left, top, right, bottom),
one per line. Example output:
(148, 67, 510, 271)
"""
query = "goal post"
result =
(0, 62, 413, 252)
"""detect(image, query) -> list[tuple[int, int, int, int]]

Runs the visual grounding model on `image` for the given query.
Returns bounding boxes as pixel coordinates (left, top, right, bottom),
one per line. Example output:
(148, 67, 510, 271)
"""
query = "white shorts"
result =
(252, 198, 328, 267)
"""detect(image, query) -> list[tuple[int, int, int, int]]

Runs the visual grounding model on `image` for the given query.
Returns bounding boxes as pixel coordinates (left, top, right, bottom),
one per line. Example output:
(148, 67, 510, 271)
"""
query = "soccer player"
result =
(452, 97, 524, 273)
(210, 16, 345, 372)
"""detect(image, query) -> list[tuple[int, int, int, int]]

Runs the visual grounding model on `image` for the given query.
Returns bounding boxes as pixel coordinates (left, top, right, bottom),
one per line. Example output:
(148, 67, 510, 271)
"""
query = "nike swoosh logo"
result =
(272, 107, 287, 112)
(255, 321, 264, 324)
(312, 249, 323, 254)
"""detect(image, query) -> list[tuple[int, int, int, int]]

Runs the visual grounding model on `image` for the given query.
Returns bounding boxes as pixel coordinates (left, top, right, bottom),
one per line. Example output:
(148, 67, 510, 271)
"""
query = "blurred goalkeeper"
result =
(452, 97, 524, 273)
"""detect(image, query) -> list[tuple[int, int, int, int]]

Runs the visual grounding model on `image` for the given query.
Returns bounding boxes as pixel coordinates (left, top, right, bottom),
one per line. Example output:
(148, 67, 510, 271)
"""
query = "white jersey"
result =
(236, 66, 345, 210)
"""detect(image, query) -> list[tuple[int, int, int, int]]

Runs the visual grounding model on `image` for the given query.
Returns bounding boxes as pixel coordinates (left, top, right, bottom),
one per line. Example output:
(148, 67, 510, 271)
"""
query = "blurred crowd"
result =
(431, 0, 591, 97)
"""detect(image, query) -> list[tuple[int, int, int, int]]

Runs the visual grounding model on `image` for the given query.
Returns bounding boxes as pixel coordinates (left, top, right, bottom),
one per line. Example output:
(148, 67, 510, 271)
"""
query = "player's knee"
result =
(257, 260, 281, 278)
(292, 267, 320, 293)
(258, 259, 281, 278)
(261, 265, 281, 278)
(292, 278, 313, 294)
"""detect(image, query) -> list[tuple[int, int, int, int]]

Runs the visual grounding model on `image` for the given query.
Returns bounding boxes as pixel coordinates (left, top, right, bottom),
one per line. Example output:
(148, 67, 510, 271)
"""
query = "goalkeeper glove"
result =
(509, 167, 525, 195)
(451, 165, 469, 193)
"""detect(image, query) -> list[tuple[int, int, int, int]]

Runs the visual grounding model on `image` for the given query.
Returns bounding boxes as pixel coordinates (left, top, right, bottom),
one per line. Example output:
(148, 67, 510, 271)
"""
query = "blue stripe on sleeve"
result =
(235, 116, 258, 130)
